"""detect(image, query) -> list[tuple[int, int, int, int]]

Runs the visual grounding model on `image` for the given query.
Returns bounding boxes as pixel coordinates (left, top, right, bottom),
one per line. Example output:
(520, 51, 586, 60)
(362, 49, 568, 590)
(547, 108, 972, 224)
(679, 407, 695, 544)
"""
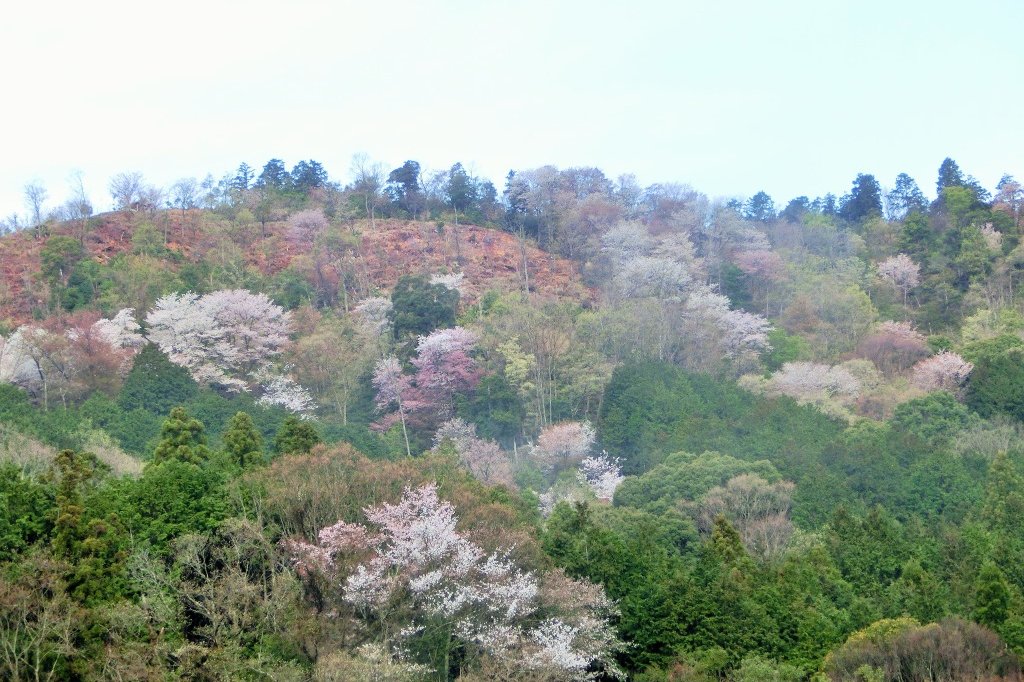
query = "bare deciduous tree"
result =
(23, 180, 48, 230)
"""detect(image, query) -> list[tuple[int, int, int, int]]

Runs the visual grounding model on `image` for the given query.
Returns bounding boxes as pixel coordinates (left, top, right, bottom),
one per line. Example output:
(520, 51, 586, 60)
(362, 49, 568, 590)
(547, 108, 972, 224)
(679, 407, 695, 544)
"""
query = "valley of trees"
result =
(1, 155, 1023, 680)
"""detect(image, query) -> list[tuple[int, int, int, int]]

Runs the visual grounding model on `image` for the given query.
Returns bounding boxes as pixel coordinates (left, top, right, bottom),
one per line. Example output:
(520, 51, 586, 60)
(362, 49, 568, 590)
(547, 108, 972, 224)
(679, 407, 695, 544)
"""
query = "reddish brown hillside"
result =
(0, 211, 591, 324)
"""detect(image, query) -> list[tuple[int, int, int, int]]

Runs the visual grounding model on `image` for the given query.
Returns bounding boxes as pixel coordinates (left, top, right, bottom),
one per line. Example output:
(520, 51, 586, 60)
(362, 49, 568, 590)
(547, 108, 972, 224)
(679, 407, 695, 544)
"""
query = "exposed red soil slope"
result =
(0, 211, 591, 324)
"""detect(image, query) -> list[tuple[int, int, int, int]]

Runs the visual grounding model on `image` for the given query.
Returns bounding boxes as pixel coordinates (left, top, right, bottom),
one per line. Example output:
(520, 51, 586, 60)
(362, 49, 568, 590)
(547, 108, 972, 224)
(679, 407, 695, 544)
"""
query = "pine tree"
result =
(152, 407, 211, 465)
(222, 411, 263, 468)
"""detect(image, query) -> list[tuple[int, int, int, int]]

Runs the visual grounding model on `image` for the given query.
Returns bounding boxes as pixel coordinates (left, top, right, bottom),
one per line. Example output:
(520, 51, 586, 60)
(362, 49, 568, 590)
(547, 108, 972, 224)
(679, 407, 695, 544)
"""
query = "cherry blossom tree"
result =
(146, 292, 242, 389)
(576, 455, 624, 502)
(613, 256, 692, 302)
(531, 421, 596, 473)
(877, 253, 920, 306)
(600, 221, 655, 263)
(200, 289, 292, 374)
(682, 288, 772, 366)
(283, 483, 622, 679)
(90, 308, 145, 349)
(429, 272, 465, 293)
(912, 351, 974, 394)
(409, 327, 481, 418)
(767, 361, 861, 405)
(146, 289, 293, 391)
(372, 356, 413, 457)
(353, 296, 394, 340)
(255, 372, 316, 415)
(373, 328, 483, 444)
(433, 418, 513, 486)
(734, 249, 786, 315)
(286, 208, 329, 245)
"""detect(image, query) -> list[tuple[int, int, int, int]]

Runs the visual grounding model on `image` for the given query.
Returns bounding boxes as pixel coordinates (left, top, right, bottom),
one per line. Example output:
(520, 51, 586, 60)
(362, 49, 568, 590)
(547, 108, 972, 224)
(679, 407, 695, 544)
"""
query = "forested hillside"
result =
(2, 156, 1023, 681)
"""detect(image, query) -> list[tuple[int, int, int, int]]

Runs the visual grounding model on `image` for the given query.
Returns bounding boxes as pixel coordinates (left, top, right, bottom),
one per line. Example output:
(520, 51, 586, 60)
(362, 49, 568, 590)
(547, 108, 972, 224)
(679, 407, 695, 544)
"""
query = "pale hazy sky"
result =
(1, 0, 1021, 219)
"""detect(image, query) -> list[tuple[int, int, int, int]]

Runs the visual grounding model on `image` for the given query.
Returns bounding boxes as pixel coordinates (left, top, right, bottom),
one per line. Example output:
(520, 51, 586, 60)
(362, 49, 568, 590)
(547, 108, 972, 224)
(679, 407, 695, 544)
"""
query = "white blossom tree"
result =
(283, 483, 622, 680)
(90, 308, 145, 349)
(430, 272, 465, 293)
(767, 361, 861, 405)
(354, 296, 394, 339)
(682, 288, 772, 366)
(576, 455, 624, 502)
(255, 372, 317, 415)
(146, 289, 293, 392)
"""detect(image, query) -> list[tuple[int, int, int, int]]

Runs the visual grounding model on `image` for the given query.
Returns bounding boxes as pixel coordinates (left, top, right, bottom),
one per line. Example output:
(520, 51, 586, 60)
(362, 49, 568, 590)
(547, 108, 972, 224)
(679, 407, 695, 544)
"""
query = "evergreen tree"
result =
(256, 158, 291, 190)
(222, 411, 263, 467)
(886, 173, 927, 220)
(232, 162, 254, 191)
(975, 561, 1011, 629)
(445, 162, 478, 224)
(291, 159, 329, 189)
(118, 344, 198, 416)
(982, 452, 1024, 536)
(389, 274, 459, 342)
(937, 157, 965, 194)
(743, 191, 776, 222)
(152, 407, 211, 465)
(779, 196, 810, 223)
(51, 449, 104, 560)
(385, 160, 424, 217)
(839, 173, 883, 223)
(274, 416, 321, 455)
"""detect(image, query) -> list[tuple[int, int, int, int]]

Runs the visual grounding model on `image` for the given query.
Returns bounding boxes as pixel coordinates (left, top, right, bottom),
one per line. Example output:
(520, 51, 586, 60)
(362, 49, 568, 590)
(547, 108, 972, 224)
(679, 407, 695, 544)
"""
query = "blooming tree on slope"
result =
(877, 253, 920, 306)
(433, 418, 513, 486)
(146, 289, 313, 413)
(577, 455, 625, 502)
(283, 483, 622, 680)
(372, 327, 483, 443)
(912, 351, 974, 394)
(532, 421, 596, 473)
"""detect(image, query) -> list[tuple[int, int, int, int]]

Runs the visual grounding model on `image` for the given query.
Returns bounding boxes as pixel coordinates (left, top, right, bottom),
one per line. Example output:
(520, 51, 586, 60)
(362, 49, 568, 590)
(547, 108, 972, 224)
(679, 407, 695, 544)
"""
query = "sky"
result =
(1, 0, 1022, 219)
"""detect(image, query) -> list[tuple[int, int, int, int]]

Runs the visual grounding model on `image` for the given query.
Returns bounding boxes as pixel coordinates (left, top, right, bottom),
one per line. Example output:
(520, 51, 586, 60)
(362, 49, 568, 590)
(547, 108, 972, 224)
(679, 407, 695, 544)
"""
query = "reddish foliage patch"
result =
(0, 212, 590, 325)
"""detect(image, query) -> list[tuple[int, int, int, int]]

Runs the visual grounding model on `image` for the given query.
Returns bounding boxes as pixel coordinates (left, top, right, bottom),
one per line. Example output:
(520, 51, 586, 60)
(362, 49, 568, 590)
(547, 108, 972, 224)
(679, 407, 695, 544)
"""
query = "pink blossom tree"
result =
(912, 351, 974, 394)
(734, 249, 786, 315)
(372, 356, 413, 457)
(372, 327, 483, 445)
(433, 418, 513, 487)
(282, 483, 622, 679)
(857, 320, 930, 375)
(532, 421, 596, 474)
(877, 253, 920, 306)
(286, 208, 329, 245)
